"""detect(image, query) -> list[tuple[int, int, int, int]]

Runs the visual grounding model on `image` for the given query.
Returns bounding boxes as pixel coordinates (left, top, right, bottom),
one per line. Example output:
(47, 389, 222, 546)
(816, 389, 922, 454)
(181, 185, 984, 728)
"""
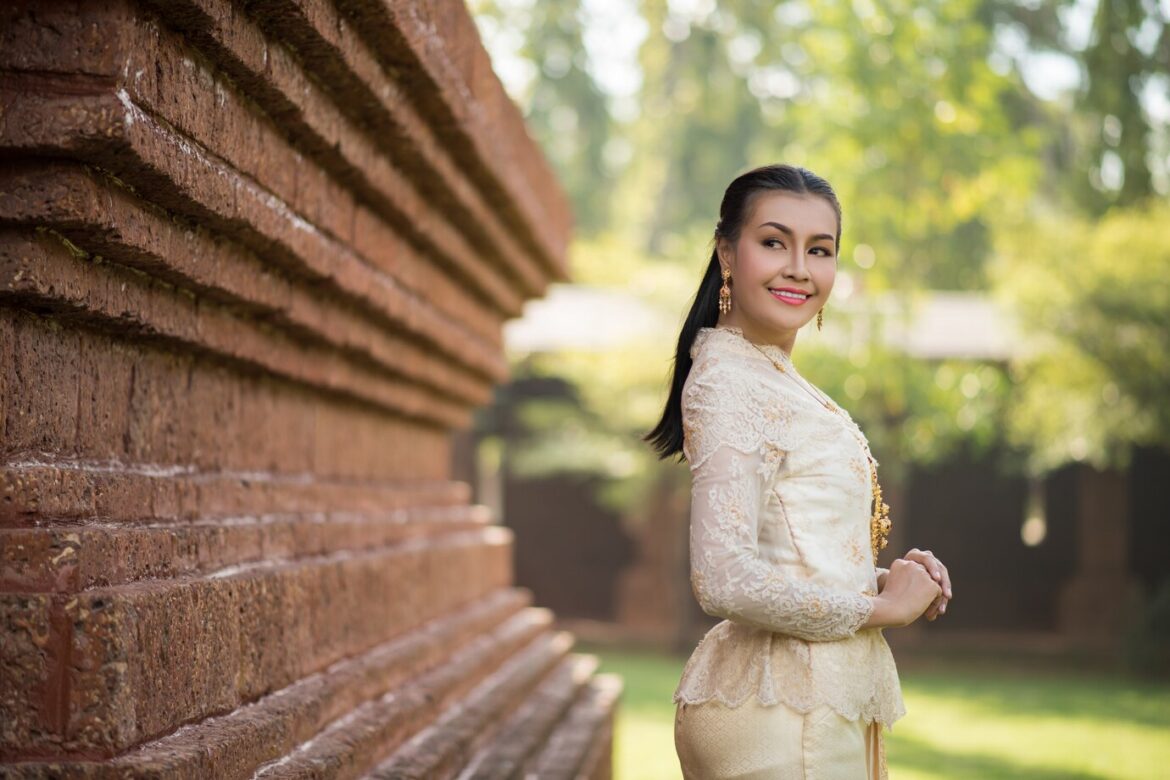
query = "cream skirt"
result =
(674, 698, 888, 779)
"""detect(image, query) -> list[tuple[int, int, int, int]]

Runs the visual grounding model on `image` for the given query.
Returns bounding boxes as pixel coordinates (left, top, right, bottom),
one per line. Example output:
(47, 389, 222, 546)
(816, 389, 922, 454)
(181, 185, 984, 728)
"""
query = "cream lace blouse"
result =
(673, 325, 906, 730)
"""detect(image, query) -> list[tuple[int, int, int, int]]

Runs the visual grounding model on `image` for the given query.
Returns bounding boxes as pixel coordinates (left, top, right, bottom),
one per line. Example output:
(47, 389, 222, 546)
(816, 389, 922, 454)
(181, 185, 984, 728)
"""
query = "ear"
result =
(716, 237, 733, 271)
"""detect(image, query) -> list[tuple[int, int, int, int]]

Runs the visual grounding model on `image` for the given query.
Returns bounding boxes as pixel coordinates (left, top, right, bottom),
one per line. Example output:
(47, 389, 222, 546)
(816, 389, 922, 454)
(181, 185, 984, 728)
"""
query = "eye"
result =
(813, 246, 834, 256)
(763, 238, 784, 249)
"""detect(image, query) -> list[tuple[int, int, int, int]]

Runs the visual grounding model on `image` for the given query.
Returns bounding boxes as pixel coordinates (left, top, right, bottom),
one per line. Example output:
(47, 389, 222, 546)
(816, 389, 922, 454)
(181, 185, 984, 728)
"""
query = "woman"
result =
(644, 164, 953, 779)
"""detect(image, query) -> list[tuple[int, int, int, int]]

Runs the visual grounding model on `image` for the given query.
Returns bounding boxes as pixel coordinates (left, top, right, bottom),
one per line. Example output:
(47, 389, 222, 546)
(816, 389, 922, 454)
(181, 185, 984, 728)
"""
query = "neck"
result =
(717, 314, 797, 358)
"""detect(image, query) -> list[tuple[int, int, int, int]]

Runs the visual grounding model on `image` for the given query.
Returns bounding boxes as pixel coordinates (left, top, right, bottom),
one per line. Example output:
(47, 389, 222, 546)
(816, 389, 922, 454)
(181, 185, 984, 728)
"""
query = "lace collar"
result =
(692, 325, 794, 367)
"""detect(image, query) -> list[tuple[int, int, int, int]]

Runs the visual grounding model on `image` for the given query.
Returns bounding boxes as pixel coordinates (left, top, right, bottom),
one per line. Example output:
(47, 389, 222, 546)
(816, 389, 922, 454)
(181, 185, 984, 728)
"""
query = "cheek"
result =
(815, 264, 836, 292)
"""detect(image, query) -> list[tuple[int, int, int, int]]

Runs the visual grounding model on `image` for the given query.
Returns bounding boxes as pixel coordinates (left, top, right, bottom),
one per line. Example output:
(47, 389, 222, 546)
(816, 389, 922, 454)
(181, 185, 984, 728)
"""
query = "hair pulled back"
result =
(642, 163, 843, 461)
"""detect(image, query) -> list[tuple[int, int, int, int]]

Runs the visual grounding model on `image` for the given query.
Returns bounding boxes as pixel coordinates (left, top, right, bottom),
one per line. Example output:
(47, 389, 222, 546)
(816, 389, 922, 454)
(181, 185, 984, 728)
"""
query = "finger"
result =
(907, 552, 942, 582)
(917, 554, 949, 592)
(917, 553, 942, 580)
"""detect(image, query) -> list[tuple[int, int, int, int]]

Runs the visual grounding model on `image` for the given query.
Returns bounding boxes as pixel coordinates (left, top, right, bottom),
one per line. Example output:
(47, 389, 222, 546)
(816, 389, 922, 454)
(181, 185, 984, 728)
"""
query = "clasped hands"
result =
(875, 548, 952, 625)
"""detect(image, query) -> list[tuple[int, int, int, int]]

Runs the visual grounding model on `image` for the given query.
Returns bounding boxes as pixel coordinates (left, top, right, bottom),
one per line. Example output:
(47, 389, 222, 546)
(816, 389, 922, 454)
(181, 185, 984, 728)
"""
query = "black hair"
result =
(642, 163, 843, 461)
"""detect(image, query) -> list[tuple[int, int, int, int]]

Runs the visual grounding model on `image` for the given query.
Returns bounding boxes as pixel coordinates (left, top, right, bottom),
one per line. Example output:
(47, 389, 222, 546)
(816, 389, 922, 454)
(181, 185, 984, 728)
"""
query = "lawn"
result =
(574, 641, 1170, 780)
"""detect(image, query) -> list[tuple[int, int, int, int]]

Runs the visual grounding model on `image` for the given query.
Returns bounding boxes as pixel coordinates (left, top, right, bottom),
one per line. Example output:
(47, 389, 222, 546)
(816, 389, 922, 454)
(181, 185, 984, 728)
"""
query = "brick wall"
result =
(0, 0, 620, 775)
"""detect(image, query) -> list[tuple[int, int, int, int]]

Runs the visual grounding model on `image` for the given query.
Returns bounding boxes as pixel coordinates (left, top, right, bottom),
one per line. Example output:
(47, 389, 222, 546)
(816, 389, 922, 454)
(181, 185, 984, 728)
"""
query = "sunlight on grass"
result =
(575, 641, 1170, 780)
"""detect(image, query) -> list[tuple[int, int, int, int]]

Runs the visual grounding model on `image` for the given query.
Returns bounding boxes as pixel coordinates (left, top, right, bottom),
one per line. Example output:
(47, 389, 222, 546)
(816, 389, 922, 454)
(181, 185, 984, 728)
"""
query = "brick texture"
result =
(0, 0, 618, 776)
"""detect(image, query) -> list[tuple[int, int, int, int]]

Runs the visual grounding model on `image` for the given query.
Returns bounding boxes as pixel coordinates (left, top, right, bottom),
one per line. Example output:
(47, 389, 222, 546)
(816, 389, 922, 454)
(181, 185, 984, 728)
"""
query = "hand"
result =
(864, 558, 942, 628)
(902, 548, 952, 621)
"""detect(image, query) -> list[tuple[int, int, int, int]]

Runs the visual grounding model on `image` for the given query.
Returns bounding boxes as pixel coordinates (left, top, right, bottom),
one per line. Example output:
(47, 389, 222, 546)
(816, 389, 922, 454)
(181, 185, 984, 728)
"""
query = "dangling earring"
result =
(816, 306, 824, 331)
(719, 267, 732, 315)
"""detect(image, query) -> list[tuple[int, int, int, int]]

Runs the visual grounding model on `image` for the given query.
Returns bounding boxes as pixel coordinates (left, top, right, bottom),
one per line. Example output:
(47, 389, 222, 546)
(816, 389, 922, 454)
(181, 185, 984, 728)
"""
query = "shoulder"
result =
(682, 335, 805, 470)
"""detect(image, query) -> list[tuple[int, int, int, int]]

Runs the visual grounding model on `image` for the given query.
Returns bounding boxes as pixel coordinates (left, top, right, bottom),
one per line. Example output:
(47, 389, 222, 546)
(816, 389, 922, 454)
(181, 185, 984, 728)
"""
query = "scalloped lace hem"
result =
(672, 688, 907, 731)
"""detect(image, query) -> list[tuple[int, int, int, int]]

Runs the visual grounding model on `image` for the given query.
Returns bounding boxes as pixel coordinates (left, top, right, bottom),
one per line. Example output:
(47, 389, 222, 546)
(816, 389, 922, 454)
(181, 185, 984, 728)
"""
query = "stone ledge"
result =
(0, 229, 479, 429)
(364, 630, 576, 779)
(1, 589, 539, 775)
(0, 309, 457, 484)
(0, 459, 468, 526)
(0, 161, 497, 406)
(523, 672, 624, 779)
(136, 0, 554, 300)
(0, 83, 511, 384)
(0, 84, 512, 383)
(455, 652, 600, 779)
(2, 529, 513, 757)
(332, 0, 572, 275)
(1, 506, 495, 593)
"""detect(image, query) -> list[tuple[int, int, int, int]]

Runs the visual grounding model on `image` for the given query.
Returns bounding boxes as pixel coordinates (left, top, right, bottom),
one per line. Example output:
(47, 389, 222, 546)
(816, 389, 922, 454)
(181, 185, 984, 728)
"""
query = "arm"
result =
(683, 361, 875, 642)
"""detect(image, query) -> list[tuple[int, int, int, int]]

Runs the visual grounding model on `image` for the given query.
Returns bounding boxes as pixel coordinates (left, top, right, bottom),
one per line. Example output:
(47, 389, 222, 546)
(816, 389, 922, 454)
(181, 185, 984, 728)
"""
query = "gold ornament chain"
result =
(747, 342, 892, 563)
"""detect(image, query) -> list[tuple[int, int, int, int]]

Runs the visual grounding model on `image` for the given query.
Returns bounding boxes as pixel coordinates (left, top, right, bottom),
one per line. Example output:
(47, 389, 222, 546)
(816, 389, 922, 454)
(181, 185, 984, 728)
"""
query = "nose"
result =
(783, 246, 811, 280)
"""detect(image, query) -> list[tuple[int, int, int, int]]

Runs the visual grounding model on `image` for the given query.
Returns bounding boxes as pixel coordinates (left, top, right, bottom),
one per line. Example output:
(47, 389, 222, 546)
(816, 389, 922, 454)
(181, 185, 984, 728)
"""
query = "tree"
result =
(991, 198, 1170, 472)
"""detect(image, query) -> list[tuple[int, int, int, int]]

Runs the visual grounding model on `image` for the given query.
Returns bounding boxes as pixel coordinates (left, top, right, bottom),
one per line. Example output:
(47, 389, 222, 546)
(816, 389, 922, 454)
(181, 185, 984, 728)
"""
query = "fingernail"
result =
(940, 604, 946, 613)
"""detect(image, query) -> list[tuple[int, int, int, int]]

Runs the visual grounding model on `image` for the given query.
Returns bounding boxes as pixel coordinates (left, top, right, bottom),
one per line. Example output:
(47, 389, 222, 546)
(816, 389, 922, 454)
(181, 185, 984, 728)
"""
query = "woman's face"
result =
(717, 191, 838, 351)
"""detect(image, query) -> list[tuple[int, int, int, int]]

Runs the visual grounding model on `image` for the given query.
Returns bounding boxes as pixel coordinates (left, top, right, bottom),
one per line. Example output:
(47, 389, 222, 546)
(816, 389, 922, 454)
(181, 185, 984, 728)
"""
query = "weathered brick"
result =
(4, 314, 80, 457)
(0, 313, 12, 459)
(338, 0, 570, 268)
(75, 337, 135, 462)
(2, 530, 512, 756)
(2, 590, 535, 775)
(0, 0, 618, 772)
(0, 594, 55, 753)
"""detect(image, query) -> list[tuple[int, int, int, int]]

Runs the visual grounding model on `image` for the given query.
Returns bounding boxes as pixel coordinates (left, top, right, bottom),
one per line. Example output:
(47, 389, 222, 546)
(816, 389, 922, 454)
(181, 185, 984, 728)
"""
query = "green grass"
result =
(574, 641, 1170, 780)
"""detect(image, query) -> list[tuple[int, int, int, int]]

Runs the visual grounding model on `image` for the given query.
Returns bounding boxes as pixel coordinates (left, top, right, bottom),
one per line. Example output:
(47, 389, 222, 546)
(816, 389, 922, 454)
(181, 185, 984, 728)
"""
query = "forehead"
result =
(748, 191, 837, 237)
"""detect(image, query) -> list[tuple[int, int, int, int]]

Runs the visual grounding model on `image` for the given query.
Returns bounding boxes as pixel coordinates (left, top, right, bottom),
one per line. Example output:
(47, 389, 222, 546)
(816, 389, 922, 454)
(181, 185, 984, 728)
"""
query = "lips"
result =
(768, 288, 811, 304)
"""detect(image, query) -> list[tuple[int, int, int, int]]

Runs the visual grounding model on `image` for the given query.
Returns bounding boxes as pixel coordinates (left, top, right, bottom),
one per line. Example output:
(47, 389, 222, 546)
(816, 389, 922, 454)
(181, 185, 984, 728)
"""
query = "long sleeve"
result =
(682, 357, 875, 642)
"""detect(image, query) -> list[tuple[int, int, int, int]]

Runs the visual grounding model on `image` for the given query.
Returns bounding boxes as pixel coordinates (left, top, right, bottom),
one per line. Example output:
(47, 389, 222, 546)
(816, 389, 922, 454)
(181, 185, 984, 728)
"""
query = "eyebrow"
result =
(758, 221, 836, 245)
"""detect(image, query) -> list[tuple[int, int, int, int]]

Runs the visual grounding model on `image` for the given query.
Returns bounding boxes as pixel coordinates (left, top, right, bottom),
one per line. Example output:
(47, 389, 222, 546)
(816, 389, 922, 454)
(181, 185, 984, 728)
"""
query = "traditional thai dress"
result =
(673, 325, 906, 779)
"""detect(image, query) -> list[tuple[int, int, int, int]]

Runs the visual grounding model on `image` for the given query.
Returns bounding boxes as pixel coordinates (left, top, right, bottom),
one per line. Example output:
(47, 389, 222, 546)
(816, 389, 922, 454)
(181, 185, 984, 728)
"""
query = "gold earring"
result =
(816, 306, 824, 331)
(719, 267, 732, 315)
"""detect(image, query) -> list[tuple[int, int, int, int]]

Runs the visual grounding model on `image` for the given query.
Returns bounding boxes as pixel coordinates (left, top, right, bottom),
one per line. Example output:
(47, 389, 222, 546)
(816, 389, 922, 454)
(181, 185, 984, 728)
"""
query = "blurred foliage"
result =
(990, 198, 1170, 473)
(789, 338, 1017, 485)
(468, 0, 1169, 506)
(1026, 0, 1169, 213)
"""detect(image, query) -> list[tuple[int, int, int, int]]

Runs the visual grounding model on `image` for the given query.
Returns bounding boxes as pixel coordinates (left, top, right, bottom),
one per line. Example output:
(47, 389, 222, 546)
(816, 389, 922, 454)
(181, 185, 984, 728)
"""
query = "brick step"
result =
(521, 673, 624, 779)
(0, 459, 469, 526)
(250, 612, 562, 779)
(362, 631, 577, 779)
(326, 0, 571, 273)
(0, 80, 508, 384)
(0, 306, 462, 486)
(2, 503, 494, 593)
(0, 162, 495, 408)
(138, 0, 550, 303)
(0, 0, 521, 346)
(3, 531, 513, 757)
(452, 652, 599, 780)
(0, 226, 478, 429)
(1, 590, 542, 776)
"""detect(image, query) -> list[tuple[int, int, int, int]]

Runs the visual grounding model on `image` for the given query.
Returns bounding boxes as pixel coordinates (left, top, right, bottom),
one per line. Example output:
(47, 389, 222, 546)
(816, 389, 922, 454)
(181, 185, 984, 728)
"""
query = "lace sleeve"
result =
(682, 357, 875, 642)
